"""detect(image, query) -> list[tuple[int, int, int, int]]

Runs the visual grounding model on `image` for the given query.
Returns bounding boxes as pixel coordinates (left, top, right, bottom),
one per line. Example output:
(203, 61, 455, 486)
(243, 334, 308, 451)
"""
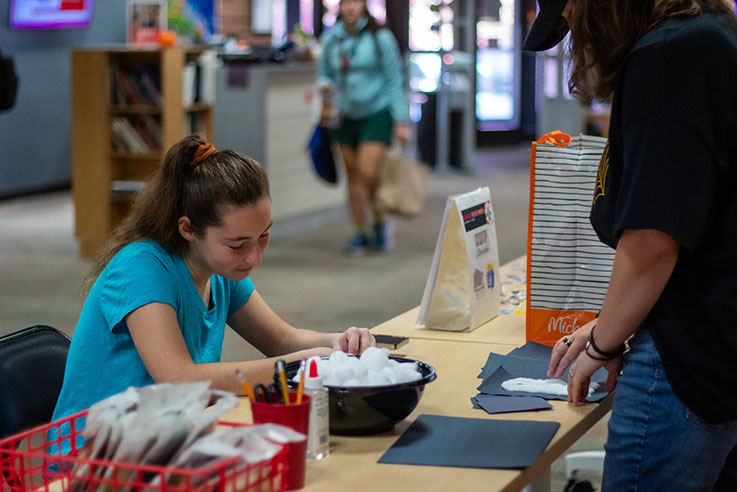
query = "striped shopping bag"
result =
(525, 132, 614, 346)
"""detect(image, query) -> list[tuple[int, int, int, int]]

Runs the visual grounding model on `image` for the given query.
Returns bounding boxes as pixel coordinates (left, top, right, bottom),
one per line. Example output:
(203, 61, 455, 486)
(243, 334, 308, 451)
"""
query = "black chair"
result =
(0, 325, 71, 439)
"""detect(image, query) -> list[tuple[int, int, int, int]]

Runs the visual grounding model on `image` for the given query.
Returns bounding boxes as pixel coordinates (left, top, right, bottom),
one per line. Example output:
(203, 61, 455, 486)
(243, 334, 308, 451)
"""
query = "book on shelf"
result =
(181, 51, 217, 107)
(111, 180, 146, 193)
(113, 66, 140, 105)
(111, 115, 163, 154)
(111, 64, 161, 106)
(139, 115, 162, 148)
(138, 66, 162, 105)
(182, 62, 197, 106)
(185, 112, 207, 136)
(198, 51, 217, 105)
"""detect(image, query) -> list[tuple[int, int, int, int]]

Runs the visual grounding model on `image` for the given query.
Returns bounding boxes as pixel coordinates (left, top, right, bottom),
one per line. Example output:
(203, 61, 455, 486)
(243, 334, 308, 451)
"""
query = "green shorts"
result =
(332, 109, 393, 148)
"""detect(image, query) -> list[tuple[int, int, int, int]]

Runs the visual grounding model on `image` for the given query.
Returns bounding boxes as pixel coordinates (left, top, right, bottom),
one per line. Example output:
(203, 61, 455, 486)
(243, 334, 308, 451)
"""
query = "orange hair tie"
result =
(190, 143, 217, 166)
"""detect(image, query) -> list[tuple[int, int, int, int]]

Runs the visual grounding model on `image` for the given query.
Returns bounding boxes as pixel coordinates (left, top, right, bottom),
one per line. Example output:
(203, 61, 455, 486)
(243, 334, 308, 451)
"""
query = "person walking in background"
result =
(317, 0, 411, 255)
(526, 0, 737, 490)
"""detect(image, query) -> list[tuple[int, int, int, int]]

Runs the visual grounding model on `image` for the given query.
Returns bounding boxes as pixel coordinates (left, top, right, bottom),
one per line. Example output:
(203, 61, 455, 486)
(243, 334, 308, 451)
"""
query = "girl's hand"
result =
(393, 124, 412, 146)
(332, 326, 375, 355)
(319, 83, 334, 98)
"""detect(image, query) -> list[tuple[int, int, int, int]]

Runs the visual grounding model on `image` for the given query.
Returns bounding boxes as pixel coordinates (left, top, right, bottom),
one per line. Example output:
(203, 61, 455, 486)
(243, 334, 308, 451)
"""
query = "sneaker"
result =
(344, 233, 370, 256)
(371, 220, 394, 252)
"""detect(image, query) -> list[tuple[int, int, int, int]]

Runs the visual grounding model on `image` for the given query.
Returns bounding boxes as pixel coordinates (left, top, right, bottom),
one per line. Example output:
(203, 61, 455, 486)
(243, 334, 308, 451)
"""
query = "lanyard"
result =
(339, 37, 358, 75)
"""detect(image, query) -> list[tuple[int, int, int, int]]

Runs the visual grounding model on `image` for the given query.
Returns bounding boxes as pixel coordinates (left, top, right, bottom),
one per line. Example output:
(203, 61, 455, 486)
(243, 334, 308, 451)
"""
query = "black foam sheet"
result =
(378, 414, 560, 469)
(471, 395, 553, 414)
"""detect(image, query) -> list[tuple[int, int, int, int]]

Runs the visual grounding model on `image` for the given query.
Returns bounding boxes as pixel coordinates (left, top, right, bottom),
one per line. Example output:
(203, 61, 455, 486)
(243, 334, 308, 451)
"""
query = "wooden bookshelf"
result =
(71, 46, 214, 259)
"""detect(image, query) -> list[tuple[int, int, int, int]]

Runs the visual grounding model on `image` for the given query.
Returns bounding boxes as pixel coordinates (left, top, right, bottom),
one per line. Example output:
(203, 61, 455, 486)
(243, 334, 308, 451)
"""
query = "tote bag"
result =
(526, 132, 615, 346)
(376, 146, 429, 218)
(307, 124, 338, 185)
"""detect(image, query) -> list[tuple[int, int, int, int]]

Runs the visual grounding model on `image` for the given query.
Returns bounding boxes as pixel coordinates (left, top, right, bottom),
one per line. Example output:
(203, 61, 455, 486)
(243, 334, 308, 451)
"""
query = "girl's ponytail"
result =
(82, 135, 269, 296)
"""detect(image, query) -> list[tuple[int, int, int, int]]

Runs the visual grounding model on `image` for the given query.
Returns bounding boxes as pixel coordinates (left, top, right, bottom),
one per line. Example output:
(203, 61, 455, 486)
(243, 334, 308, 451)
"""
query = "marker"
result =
(234, 368, 256, 403)
(275, 359, 290, 405)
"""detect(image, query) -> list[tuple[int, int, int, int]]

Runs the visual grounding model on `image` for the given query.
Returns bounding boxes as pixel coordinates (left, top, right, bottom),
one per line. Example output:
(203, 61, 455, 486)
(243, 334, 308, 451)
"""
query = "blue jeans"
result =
(602, 330, 737, 491)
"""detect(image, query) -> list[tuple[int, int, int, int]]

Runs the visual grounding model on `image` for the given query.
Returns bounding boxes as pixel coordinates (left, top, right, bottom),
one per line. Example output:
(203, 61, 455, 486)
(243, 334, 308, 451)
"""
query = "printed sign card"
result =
(417, 187, 501, 331)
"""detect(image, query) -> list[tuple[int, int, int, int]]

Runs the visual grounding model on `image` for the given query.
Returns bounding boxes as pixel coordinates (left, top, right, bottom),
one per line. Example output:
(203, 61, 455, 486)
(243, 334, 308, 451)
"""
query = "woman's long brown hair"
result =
(82, 134, 269, 295)
(566, 0, 736, 102)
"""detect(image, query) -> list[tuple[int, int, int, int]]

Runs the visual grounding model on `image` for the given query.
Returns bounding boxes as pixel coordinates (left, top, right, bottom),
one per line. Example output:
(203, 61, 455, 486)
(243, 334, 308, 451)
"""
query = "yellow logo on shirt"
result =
(593, 141, 610, 204)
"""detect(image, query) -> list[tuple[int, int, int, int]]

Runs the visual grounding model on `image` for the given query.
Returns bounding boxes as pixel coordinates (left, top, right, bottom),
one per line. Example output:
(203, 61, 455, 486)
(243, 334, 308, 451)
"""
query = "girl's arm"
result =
(316, 33, 337, 92)
(126, 301, 337, 395)
(227, 290, 374, 356)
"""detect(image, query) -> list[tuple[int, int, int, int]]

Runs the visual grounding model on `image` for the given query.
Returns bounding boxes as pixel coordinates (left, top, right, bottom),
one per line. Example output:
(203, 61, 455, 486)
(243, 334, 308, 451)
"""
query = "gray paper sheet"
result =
(378, 414, 560, 469)
(471, 395, 553, 414)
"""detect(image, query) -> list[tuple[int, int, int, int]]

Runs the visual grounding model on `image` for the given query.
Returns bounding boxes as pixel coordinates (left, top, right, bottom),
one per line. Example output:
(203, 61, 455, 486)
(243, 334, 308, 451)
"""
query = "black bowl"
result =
(286, 356, 437, 435)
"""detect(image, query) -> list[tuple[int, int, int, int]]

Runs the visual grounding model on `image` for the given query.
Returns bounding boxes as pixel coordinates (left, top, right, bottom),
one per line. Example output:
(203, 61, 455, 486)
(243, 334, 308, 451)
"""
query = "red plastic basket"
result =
(0, 410, 287, 492)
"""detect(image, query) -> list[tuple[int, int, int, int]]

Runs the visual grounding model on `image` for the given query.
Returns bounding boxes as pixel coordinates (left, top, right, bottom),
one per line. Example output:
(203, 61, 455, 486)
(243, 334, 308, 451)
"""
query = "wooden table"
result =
(222, 256, 613, 491)
(223, 337, 612, 492)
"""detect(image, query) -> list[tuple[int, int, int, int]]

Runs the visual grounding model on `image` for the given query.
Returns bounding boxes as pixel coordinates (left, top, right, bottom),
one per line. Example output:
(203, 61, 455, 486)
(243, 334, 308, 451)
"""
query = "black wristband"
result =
(590, 324, 626, 358)
(585, 342, 617, 361)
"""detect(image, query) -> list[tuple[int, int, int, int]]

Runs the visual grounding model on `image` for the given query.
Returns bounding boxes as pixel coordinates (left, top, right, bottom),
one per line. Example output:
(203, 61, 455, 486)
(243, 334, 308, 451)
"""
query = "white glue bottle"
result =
(304, 357, 329, 460)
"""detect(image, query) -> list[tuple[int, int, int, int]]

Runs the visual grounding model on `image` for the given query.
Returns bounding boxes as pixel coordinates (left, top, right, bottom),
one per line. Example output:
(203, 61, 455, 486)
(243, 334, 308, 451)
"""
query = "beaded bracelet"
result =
(590, 324, 626, 359)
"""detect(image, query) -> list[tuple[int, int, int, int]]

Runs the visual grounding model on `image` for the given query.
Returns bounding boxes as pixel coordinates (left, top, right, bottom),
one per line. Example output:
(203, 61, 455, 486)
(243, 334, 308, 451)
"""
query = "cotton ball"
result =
(352, 359, 369, 381)
(381, 366, 398, 385)
(360, 346, 390, 371)
(329, 351, 349, 365)
(395, 362, 422, 384)
(367, 369, 391, 386)
(333, 363, 356, 385)
(316, 358, 332, 381)
(359, 346, 381, 360)
(343, 378, 360, 387)
(345, 355, 361, 371)
(366, 370, 383, 386)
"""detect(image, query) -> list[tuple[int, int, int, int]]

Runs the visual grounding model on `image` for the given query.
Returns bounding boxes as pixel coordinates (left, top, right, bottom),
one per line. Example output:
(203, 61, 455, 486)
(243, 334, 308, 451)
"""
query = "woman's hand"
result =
(547, 319, 596, 379)
(332, 326, 375, 355)
(393, 124, 412, 146)
(547, 319, 623, 405)
(567, 350, 623, 404)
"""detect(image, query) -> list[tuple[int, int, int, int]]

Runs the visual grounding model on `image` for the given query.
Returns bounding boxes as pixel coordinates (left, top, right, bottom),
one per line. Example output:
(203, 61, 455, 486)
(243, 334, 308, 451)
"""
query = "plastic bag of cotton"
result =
(294, 347, 423, 387)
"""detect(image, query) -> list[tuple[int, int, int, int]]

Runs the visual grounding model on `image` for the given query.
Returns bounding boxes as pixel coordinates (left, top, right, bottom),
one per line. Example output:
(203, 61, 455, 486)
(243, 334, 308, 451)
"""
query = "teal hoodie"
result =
(317, 17, 409, 123)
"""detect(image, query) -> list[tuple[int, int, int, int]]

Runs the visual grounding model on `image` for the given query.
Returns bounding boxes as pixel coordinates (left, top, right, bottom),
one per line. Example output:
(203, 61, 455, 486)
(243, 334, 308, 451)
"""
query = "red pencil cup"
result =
(251, 392, 310, 490)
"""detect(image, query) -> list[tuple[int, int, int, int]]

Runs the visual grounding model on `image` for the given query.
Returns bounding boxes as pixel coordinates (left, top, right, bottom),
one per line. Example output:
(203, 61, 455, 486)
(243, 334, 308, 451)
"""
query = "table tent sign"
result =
(418, 187, 501, 332)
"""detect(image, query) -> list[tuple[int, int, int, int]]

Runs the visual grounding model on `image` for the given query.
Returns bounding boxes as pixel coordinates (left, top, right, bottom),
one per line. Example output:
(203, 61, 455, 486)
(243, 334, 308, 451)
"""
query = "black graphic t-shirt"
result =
(590, 13, 737, 423)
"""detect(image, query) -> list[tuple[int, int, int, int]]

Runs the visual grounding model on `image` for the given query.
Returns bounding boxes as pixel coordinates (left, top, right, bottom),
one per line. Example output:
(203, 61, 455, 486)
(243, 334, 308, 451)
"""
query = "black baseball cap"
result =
(522, 0, 569, 52)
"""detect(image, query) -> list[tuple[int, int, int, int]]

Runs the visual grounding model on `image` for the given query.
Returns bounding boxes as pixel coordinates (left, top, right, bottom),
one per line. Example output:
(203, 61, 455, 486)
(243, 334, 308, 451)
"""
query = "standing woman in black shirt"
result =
(526, 0, 737, 490)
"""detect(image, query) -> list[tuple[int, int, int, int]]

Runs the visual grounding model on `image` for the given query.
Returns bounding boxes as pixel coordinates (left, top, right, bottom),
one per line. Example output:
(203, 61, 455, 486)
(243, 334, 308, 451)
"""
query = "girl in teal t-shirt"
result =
(53, 135, 375, 422)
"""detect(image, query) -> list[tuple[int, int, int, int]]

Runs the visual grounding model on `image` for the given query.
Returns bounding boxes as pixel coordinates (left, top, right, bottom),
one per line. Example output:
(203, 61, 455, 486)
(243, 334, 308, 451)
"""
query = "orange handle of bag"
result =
(537, 131, 571, 147)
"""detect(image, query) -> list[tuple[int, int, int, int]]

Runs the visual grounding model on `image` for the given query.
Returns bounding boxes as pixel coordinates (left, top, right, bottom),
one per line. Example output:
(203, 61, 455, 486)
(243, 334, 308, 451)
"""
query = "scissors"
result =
(254, 383, 282, 404)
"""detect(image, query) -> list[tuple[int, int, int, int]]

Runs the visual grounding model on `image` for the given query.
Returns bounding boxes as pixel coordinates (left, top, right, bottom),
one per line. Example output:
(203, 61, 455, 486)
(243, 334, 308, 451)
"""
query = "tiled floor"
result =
(0, 144, 606, 491)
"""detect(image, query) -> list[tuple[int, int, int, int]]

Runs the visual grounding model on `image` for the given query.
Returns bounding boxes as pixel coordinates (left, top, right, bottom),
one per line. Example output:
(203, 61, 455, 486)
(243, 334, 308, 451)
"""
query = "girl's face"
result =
(340, 0, 365, 25)
(182, 197, 272, 281)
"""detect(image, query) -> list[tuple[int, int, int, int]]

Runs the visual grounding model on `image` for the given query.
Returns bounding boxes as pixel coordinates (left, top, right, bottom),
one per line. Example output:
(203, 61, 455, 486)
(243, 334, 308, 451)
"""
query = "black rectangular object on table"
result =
(378, 414, 559, 469)
(374, 334, 410, 349)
